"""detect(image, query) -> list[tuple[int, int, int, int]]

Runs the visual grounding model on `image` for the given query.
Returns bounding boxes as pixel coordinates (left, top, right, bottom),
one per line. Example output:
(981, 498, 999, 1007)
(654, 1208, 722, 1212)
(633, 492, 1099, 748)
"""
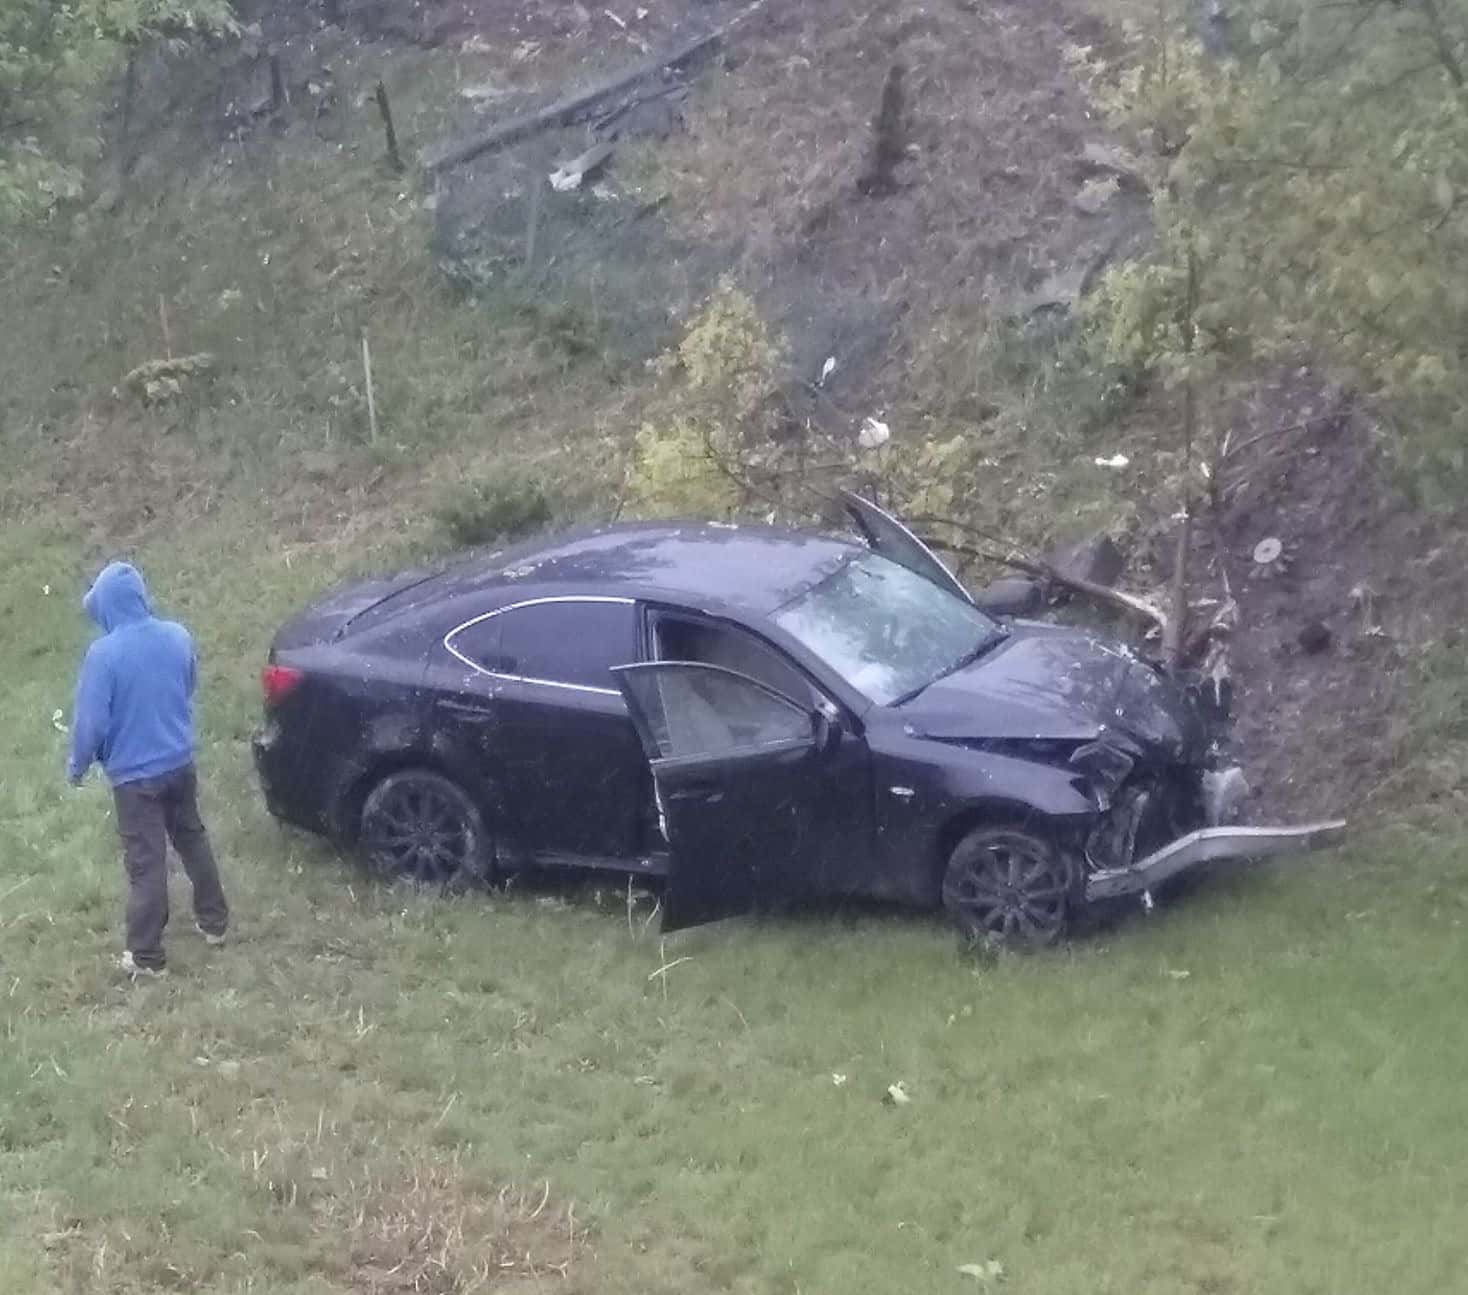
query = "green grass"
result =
(4, 511, 1468, 1295)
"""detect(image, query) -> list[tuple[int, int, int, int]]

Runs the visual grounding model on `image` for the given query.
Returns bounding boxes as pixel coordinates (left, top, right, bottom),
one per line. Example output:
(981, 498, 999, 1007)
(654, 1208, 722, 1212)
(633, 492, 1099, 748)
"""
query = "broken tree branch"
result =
(422, 27, 722, 173)
(913, 521, 1170, 633)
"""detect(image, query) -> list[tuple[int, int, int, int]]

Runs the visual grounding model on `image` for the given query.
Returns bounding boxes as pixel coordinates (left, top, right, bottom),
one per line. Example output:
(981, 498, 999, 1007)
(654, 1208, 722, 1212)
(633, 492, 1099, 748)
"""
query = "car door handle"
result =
(440, 700, 495, 723)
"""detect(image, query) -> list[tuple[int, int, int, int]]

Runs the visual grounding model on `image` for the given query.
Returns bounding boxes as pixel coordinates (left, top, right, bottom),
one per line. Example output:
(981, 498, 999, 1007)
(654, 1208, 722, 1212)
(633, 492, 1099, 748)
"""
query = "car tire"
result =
(360, 770, 491, 890)
(941, 826, 1074, 948)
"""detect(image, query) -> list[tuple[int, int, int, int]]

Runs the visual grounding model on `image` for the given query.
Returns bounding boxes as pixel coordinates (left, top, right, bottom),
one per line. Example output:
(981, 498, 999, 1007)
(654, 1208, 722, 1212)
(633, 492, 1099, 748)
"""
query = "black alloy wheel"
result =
(941, 827, 1073, 947)
(360, 770, 488, 888)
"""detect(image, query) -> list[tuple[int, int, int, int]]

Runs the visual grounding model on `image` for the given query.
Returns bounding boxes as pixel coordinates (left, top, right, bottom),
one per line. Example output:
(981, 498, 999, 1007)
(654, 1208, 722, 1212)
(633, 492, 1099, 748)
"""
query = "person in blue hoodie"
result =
(67, 562, 230, 976)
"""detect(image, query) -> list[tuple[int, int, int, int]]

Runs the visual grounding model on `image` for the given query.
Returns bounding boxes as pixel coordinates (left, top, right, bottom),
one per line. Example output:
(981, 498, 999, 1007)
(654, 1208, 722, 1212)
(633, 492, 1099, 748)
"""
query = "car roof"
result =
(426, 520, 862, 618)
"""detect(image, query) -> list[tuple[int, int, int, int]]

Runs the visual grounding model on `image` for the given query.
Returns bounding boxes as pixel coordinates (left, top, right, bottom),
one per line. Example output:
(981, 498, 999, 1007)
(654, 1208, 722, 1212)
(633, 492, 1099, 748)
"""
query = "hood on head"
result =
(83, 562, 153, 632)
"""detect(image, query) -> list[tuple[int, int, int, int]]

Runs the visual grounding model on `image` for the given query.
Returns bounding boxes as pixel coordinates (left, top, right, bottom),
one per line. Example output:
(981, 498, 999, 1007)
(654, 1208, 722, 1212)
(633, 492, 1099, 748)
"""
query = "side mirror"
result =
(812, 708, 843, 757)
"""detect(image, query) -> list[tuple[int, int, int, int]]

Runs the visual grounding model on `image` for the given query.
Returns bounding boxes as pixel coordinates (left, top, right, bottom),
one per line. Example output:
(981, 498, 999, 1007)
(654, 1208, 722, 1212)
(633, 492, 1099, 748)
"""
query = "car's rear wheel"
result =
(941, 827, 1073, 947)
(360, 770, 489, 889)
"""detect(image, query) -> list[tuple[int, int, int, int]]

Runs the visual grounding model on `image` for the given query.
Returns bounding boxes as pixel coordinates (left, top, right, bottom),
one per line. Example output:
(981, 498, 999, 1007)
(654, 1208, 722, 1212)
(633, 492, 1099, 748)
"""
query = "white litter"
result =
(1093, 453, 1129, 469)
(858, 416, 891, 450)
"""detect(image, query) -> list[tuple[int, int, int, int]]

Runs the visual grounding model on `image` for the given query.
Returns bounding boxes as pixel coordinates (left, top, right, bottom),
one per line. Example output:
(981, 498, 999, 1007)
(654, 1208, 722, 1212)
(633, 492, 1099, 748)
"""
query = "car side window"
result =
(628, 666, 814, 760)
(447, 617, 503, 673)
(496, 600, 638, 691)
(653, 615, 813, 706)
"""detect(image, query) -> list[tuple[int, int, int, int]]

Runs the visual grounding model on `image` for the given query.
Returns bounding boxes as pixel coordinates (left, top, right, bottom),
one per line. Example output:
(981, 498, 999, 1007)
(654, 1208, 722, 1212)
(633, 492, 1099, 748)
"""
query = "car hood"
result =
(897, 624, 1204, 759)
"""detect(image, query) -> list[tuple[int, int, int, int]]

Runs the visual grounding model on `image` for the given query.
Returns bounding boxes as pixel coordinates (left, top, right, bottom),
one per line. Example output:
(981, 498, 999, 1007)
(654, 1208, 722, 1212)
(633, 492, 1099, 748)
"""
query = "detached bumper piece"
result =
(1085, 820, 1348, 902)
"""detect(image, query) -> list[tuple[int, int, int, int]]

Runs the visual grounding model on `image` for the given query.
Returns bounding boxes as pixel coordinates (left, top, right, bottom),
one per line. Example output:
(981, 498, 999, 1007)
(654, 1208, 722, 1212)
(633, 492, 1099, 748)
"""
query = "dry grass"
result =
(341, 1161, 582, 1292)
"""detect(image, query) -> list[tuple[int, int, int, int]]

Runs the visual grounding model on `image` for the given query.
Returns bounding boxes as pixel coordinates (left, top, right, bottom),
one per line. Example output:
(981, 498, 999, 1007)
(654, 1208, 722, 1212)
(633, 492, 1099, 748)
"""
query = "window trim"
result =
(444, 595, 637, 697)
(645, 605, 831, 714)
(613, 660, 817, 765)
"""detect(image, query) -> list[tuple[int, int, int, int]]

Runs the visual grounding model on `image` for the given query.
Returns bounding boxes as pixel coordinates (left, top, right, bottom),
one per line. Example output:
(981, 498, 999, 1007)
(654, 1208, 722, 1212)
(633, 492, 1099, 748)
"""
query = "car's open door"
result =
(613, 661, 842, 930)
(840, 488, 975, 605)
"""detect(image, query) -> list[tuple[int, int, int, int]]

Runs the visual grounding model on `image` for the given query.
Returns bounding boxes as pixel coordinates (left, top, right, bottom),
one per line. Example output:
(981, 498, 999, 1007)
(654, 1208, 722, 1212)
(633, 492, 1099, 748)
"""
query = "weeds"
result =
(435, 475, 555, 548)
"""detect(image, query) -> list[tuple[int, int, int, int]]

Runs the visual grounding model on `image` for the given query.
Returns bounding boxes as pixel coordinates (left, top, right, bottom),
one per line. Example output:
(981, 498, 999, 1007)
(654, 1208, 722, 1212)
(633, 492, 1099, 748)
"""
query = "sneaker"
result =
(195, 922, 226, 947)
(118, 951, 167, 978)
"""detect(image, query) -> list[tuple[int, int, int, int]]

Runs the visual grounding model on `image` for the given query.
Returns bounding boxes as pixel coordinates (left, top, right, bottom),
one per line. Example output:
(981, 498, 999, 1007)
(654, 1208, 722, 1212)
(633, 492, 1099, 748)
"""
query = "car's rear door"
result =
(613, 662, 872, 929)
(486, 597, 646, 864)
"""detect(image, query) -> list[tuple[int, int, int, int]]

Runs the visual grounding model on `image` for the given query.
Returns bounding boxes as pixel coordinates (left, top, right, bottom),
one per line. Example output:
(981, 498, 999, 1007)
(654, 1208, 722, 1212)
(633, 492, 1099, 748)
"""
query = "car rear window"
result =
(495, 599, 638, 691)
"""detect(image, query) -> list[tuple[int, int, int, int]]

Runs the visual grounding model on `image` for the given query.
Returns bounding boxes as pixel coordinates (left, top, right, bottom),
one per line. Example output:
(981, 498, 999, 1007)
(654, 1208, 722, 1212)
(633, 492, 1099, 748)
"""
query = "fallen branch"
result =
(422, 18, 736, 173)
(916, 519, 1168, 631)
(1000, 551, 1169, 633)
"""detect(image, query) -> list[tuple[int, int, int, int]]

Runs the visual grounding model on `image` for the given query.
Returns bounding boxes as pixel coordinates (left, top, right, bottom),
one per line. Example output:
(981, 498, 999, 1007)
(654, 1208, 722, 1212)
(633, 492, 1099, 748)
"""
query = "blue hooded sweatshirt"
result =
(67, 562, 198, 786)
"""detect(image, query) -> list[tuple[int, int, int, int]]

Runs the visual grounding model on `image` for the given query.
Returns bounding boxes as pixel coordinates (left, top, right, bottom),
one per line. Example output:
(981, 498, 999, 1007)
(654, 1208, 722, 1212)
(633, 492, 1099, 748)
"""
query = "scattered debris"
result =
(857, 416, 892, 450)
(1094, 453, 1130, 469)
(957, 1259, 1006, 1284)
(549, 141, 615, 192)
(831, 1073, 848, 1086)
(51, 709, 67, 733)
(883, 1081, 911, 1106)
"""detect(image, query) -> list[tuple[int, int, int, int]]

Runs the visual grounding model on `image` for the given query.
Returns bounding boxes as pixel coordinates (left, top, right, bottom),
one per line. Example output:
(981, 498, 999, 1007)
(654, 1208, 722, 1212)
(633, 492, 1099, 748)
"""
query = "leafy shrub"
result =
(435, 477, 555, 548)
(625, 276, 787, 519)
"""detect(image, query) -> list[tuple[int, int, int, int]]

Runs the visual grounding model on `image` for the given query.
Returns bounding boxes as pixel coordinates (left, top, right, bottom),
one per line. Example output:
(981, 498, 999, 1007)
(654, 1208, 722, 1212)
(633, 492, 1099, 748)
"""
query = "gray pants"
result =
(113, 764, 229, 970)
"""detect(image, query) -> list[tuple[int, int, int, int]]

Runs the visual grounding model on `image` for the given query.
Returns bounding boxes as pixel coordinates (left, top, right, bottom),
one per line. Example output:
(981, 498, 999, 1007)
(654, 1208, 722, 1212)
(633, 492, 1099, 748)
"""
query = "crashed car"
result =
(253, 492, 1343, 943)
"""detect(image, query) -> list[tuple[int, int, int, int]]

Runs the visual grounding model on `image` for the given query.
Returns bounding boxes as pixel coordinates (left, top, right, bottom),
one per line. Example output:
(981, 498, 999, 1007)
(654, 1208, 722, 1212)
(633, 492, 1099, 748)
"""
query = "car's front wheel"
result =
(360, 770, 490, 889)
(941, 827, 1073, 947)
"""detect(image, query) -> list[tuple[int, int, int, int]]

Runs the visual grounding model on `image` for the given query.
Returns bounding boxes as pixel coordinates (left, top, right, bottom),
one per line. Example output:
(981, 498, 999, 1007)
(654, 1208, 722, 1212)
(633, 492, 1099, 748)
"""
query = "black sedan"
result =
(253, 493, 1343, 943)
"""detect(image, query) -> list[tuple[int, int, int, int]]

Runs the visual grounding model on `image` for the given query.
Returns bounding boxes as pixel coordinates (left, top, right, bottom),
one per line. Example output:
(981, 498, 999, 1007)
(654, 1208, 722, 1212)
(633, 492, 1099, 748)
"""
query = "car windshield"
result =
(772, 553, 1005, 705)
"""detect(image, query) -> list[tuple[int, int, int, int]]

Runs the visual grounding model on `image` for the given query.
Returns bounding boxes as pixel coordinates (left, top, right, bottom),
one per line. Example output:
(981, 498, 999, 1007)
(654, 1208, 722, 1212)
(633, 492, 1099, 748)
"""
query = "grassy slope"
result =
(4, 14, 1468, 1295)
(5, 515, 1468, 1294)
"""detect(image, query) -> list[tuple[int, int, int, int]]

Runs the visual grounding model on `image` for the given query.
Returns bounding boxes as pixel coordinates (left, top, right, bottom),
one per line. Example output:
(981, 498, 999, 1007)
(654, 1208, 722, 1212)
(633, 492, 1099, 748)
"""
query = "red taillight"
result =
(261, 664, 305, 708)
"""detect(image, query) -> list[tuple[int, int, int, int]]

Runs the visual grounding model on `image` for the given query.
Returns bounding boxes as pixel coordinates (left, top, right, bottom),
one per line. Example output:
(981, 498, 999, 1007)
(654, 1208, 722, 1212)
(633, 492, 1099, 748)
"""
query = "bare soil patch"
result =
(1213, 371, 1468, 822)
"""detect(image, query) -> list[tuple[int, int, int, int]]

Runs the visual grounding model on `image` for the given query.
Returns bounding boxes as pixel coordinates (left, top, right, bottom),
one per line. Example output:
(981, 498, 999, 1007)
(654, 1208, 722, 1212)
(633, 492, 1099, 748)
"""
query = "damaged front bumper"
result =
(1084, 820, 1348, 901)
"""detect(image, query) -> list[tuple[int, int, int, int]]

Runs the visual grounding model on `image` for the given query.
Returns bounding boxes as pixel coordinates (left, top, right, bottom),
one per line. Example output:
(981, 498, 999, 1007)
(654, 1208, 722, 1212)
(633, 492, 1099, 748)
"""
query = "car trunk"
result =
(271, 565, 446, 651)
